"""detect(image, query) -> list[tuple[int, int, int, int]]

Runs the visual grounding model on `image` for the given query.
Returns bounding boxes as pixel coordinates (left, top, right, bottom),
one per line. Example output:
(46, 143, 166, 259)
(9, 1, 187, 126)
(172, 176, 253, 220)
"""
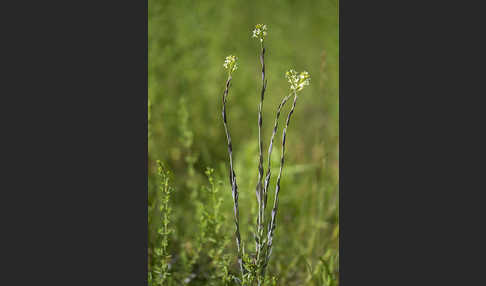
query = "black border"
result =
(3, 0, 149, 284)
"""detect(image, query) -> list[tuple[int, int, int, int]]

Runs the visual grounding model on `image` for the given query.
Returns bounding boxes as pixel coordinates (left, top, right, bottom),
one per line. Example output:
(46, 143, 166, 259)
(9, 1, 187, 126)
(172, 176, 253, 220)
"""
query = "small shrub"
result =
(149, 160, 174, 286)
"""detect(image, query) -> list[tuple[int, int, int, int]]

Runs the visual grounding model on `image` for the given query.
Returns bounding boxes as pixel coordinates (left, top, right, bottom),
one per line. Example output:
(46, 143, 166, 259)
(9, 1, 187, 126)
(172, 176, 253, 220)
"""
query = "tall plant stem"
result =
(262, 94, 291, 217)
(222, 74, 244, 276)
(256, 93, 291, 285)
(263, 92, 298, 276)
(256, 44, 267, 264)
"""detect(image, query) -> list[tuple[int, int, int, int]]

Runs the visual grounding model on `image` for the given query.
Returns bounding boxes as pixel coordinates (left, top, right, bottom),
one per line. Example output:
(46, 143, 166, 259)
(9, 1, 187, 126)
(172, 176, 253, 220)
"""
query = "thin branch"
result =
(255, 45, 267, 261)
(263, 92, 298, 274)
(222, 75, 244, 275)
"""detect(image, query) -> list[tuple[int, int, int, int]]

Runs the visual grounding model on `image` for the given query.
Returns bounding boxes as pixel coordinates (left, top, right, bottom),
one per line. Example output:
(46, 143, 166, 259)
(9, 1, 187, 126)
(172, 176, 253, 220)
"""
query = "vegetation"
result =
(149, 0, 338, 285)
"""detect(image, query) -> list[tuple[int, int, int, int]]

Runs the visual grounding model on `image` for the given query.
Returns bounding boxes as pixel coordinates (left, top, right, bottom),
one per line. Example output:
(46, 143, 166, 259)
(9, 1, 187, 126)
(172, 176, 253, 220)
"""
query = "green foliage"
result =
(200, 168, 234, 284)
(305, 250, 339, 286)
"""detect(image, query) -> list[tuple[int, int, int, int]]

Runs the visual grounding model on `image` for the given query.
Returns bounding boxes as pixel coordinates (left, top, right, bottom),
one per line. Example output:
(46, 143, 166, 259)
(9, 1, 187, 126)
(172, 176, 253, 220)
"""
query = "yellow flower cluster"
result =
(252, 24, 267, 43)
(285, 69, 310, 92)
(223, 55, 238, 73)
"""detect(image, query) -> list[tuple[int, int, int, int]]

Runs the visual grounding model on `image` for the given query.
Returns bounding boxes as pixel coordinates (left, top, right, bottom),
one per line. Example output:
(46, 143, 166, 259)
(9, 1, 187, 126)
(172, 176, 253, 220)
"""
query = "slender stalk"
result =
(255, 93, 291, 285)
(222, 75, 244, 275)
(255, 44, 267, 262)
(262, 94, 291, 217)
(263, 92, 299, 275)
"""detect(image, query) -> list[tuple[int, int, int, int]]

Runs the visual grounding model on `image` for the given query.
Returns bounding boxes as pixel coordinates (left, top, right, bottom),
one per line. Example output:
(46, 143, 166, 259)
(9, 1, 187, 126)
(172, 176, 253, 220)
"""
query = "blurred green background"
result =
(149, 0, 338, 284)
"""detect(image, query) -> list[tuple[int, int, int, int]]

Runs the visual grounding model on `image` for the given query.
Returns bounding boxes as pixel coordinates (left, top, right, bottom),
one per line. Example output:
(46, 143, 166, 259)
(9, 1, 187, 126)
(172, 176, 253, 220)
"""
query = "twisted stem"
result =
(262, 94, 291, 218)
(255, 45, 267, 262)
(263, 92, 298, 275)
(222, 75, 244, 275)
(256, 94, 291, 285)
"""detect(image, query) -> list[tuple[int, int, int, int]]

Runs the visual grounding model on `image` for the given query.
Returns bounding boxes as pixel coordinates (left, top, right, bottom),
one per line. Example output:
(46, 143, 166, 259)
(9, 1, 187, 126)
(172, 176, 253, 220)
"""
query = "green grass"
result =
(148, 0, 338, 284)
